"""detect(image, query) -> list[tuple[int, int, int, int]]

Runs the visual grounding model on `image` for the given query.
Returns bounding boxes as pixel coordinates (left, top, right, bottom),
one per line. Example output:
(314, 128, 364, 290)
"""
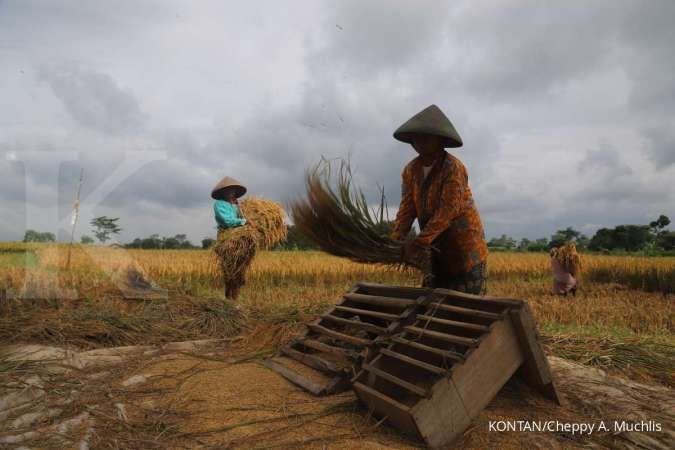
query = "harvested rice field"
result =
(1, 243, 673, 448)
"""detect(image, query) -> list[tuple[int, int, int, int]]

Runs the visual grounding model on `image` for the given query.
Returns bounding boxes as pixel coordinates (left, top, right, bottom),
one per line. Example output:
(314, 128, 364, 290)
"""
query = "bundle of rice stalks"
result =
(239, 197, 288, 249)
(290, 160, 416, 268)
(213, 227, 257, 284)
(552, 241, 582, 276)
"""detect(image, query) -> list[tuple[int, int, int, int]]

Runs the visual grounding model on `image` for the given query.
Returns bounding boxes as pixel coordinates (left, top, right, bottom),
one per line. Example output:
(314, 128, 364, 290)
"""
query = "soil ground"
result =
(1, 338, 672, 449)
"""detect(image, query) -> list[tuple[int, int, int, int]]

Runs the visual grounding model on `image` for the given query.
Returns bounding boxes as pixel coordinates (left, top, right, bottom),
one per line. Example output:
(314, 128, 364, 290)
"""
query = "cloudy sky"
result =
(1, 0, 673, 244)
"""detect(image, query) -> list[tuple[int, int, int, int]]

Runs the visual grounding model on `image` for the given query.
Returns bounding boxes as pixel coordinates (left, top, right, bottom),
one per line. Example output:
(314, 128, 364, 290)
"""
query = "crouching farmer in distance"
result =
(550, 242, 580, 296)
(211, 176, 248, 300)
(390, 105, 489, 295)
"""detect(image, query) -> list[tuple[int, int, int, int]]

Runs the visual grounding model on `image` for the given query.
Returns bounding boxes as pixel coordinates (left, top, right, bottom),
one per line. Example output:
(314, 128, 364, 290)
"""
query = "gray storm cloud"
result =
(37, 64, 146, 135)
(0, 0, 673, 243)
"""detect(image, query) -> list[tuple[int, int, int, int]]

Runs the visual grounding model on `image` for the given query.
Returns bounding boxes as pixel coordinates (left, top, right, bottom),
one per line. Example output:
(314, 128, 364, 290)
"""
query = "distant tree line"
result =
(273, 225, 319, 250)
(22, 214, 673, 254)
(126, 234, 199, 249)
(588, 215, 673, 252)
(488, 227, 590, 252)
(487, 215, 673, 253)
(23, 230, 56, 243)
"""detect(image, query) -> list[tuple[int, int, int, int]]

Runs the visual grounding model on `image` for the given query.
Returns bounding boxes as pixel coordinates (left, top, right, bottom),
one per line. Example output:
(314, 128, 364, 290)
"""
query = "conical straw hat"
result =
(393, 104, 463, 148)
(211, 176, 247, 200)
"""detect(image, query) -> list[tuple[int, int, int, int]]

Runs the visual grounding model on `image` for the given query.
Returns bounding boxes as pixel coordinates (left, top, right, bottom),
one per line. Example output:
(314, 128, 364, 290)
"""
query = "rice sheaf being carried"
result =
(211, 176, 287, 300)
(291, 104, 490, 294)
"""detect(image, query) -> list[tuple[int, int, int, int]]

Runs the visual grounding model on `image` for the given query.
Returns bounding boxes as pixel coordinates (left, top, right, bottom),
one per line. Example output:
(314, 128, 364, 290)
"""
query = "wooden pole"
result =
(65, 168, 84, 270)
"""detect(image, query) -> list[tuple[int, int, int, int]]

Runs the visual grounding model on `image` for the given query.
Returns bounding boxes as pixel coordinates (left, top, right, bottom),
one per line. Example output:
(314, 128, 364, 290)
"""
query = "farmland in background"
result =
(1, 242, 673, 386)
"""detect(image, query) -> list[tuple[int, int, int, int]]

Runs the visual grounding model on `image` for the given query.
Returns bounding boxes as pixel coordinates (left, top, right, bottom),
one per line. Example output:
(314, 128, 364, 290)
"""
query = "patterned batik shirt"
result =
(391, 151, 489, 276)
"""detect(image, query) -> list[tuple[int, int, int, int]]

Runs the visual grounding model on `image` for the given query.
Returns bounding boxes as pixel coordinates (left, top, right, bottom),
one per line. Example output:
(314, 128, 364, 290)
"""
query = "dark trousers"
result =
(423, 260, 488, 295)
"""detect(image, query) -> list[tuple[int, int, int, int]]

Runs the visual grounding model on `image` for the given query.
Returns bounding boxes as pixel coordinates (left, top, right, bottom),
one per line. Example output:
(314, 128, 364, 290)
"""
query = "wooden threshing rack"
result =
(266, 283, 560, 448)
(265, 282, 430, 395)
(353, 288, 560, 447)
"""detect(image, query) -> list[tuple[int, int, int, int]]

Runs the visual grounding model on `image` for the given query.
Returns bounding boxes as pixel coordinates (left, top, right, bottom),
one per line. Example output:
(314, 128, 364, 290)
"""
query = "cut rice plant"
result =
(239, 197, 288, 250)
(290, 160, 410, 267)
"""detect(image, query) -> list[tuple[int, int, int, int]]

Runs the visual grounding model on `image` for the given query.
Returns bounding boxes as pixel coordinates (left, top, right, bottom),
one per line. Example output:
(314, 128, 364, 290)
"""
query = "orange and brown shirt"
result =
(391, 152, 488, 276)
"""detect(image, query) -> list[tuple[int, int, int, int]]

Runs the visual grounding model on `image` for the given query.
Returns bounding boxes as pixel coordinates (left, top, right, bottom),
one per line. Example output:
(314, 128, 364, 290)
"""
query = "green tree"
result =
(90, 216, 122, 244)
(612, 225, 654, 251)
(656, 231, 675, 251)
(533, 238, 550, 251)
(517, 238, 531, 251)
(80, 235, 94, 244)
(161, 234, 195, 249)
(589, 225, 654, 251)
(23, 230, 56, 242)
(202, 238, 215, 249)
(275, 225, 318, 250)
(126, 234, 196, 249)
(588, 228, 614, 251)
(172, 234, 194, 249)
(549, 227, 585, 249)
(649, 214, 671, 235)
(487, 234, 516, 249)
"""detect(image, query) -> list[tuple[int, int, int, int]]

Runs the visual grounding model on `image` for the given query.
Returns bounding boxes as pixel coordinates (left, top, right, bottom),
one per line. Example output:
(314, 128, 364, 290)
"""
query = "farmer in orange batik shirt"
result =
(390, 105, 489, 294)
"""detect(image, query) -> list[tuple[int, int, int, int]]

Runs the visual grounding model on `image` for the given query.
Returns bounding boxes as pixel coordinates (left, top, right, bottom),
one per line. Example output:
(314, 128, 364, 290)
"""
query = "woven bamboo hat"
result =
(211, 176, 247, 200)
(393, 104, 463, 148)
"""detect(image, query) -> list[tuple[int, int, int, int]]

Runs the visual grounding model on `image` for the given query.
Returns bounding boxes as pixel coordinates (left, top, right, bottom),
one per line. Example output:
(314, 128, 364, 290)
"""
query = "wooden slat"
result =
(299, 339, 354, 358)
(334, 305, 400, 321)
(362, 363, 428, 397)
(356, 282, 430, 299)
(411, 377, 472, 448)
(380, 348, 445, 375)
(307, 323, 371, 346)
(391, 337, 464, 362)
(427, 302, 503, 320)
(352, 381, 411, 413)
(280, 346, 341, 373)
(263, 359, 327, 396)
(432, 289, 523, 307)
(417, 314, 490, 332)
(445, 319, 524, 417)
(404, 326, 478, 347)
(509, 305, 562, 405)
(320, 314, 387, 335)
(344, 292, 415, 308)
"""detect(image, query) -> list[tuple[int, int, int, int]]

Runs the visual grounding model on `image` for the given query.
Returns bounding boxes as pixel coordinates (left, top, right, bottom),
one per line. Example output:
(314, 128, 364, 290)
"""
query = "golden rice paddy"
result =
(0, 242, 673, 384)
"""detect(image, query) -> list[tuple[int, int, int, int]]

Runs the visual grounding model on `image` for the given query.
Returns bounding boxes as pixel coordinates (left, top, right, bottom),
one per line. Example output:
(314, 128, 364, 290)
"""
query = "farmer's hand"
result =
(401, 240, 425, 264)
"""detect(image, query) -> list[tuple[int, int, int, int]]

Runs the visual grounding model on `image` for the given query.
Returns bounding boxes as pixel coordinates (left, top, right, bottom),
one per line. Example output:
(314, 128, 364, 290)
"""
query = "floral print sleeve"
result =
(414, 160, 467, 247)
(391, 165, 417, 240)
